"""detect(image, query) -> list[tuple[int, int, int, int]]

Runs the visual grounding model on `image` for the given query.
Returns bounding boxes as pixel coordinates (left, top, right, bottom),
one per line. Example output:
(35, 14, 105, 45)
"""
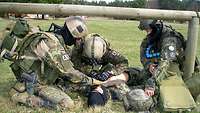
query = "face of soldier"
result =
(74, 37, 84, 48)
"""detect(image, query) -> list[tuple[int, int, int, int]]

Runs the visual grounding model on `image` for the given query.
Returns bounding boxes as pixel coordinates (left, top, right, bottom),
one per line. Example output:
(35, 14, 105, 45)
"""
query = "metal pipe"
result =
(183, 17, 199, 80)
(0, 2, 197, 20)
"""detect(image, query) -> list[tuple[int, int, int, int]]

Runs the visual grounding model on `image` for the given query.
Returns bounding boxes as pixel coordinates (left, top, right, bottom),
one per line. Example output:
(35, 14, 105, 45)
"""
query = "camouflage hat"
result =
(83, 33, 107, 60)
(65, 16, 88, 38)
(125, 89, 154, 112)
(138, 19, 155, 30)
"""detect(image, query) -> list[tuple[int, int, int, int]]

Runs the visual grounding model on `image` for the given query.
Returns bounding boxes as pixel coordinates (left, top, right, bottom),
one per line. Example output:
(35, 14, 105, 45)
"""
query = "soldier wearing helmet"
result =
(134, 19, 185, 95)
(0, 17, 102, 110)
(137, 19, 199, 94)
(71, 33, 129, 107)
(126, 19, 200, 112)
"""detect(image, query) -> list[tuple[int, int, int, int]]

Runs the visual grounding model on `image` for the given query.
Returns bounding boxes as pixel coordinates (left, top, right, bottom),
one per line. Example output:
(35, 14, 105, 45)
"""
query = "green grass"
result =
(0, 18, 199, 113)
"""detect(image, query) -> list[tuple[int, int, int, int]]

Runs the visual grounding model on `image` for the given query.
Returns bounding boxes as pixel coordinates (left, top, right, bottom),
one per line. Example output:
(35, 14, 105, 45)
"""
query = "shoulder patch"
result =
(111, 50, 120, 56)
(62, 54, 70, 61)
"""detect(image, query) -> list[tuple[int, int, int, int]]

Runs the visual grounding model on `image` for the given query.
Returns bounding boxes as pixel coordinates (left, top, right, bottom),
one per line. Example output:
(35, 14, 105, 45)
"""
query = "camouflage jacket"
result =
(136, 24, 186, 89)
(10, 32, 83, 84)
(1, 19, 90, 85)
(71, 45, 129, 80)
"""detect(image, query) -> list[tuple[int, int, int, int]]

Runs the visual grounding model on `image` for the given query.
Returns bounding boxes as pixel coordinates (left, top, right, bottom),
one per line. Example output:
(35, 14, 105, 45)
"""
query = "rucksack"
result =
(0, 19, 30, 61)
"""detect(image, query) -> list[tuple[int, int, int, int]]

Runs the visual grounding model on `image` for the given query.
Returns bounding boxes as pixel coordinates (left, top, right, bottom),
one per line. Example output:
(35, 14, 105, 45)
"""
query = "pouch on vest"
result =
(159, 63, 196, 112)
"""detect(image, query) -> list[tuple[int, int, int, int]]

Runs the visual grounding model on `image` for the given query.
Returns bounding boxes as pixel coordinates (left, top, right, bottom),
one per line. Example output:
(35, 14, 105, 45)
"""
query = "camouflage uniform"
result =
(1, 19, 94, 110)
(127, 21, 200, 112)
(71, 34, 129, 102)
(71, 44, 128, 79)
(138, 22, 200, 92)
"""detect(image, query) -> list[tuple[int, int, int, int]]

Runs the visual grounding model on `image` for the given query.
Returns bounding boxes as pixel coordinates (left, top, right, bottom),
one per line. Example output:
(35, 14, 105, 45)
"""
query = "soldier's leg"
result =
(36, 85, 74, 110)
(9, 82, 46, 108)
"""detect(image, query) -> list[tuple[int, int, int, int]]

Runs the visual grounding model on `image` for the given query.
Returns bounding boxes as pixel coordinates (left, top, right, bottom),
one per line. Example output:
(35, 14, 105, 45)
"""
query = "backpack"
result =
(0, 19, 30, 61)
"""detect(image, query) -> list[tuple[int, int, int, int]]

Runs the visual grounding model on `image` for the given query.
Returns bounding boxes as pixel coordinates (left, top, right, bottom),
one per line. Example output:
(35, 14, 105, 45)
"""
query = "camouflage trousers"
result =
(9, 82, 74, 110)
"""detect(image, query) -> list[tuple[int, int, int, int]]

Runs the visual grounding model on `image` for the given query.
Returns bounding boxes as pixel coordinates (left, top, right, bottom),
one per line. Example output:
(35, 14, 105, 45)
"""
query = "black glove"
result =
(89, 71, 112, 81)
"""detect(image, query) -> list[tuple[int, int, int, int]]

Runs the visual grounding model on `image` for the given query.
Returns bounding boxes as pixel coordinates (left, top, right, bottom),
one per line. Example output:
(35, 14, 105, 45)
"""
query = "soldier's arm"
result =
(161, 35, 179, 61)
(84, 49, 129, 82)
(102, 49, 128, 75)
(32, 34, 93, 84)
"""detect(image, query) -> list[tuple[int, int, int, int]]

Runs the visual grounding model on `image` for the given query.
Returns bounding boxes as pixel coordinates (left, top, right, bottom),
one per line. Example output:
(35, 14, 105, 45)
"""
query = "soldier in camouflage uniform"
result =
(0, 17, 101, 110)
(71, 33, 130, 107)
(137, 19, 200, 96)
(125, 19, 200, 112)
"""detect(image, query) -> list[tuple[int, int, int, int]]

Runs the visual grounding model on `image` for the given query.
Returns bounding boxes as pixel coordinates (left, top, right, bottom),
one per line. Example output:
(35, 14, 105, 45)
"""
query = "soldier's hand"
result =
(149, 64, 157, 74)
(92, 79, 104, 85)
(145, 87, 155, 97)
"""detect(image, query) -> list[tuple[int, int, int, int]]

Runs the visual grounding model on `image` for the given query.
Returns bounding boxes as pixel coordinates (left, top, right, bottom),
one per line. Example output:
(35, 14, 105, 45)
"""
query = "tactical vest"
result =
(1, 19, 66, 85)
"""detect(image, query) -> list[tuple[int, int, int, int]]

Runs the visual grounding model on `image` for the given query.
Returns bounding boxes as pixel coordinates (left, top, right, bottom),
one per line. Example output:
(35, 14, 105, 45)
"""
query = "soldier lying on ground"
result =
(0, 17, 102, 110)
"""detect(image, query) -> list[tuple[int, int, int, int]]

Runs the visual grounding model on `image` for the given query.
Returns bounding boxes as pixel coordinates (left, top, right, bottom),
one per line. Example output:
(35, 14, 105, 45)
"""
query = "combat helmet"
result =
(83, 33, 107, 60)
(138, 19, 157, 31)
(65, 16, 88, 39)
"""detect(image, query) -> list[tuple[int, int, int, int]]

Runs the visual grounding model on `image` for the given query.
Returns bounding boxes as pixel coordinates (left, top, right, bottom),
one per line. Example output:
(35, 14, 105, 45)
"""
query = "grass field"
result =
(0, 17, 199, 113)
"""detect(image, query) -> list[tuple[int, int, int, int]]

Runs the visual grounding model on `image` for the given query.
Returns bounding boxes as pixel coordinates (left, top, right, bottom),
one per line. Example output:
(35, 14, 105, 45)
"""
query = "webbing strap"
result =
(91, 36, 95, 58)
(41, 60, 44, 75)
(20, 55, 39, 60)
(0, 49, 7, 57)
(10, 37, 18, 55)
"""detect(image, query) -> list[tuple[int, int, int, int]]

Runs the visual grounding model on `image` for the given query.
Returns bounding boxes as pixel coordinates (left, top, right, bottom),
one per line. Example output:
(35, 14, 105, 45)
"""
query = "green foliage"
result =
(108, 0, 146, 8)
(159, 0, 183, 10)
(31, 0, 63, 3)
(0, 0, 63, 3)
(158, 0, 200, 10)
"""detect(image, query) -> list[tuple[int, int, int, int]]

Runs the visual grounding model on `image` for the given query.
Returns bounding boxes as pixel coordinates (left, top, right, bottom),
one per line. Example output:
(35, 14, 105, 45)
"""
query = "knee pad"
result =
(88, 86, 109, 107)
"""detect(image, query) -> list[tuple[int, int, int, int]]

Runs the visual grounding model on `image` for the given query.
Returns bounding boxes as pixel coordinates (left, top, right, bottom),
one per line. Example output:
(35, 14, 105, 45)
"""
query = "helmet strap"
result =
(60, 24, 75, 46)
